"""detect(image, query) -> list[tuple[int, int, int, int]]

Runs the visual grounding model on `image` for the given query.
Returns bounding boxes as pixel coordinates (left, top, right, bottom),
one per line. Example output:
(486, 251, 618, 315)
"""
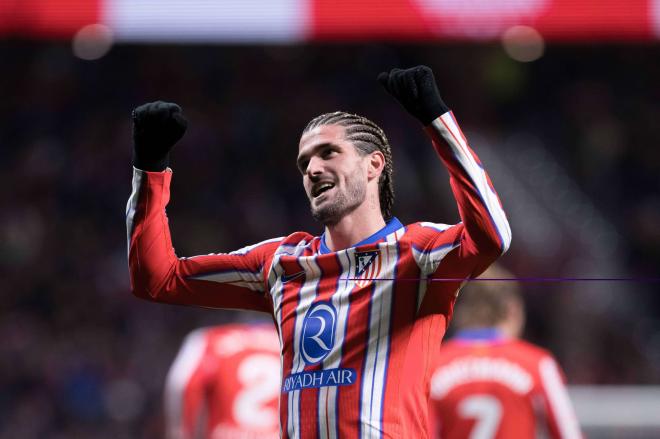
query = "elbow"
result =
(129, 278, 158, 302)
(478, 225, 511, 260)
(128, 269, 170, 303)
(128, 253, 179, 303)
(489, 216, 512, 255)
(499, 224, 512, 255)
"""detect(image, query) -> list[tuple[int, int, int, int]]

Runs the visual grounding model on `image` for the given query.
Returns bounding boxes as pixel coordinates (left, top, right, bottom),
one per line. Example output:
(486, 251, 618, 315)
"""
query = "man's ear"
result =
(367, 151, 385, 180)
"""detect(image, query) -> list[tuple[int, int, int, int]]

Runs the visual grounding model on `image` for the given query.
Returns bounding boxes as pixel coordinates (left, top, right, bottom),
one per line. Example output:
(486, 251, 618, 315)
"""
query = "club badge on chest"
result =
(354, 250, 382, 288)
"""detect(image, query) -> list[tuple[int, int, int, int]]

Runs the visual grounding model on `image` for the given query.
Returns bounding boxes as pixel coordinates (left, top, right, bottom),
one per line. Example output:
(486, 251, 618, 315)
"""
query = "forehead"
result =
(298, 124, 348, 153)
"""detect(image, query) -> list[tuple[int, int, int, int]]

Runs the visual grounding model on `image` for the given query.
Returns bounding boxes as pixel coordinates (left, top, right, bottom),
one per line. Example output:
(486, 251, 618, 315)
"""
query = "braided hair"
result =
(303, 112, 395, 220)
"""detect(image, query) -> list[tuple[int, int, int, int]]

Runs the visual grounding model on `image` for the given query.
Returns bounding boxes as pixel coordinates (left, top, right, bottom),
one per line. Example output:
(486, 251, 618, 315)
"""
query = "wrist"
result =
(419, 100, 450, 126)
(133, 152, 169, 172)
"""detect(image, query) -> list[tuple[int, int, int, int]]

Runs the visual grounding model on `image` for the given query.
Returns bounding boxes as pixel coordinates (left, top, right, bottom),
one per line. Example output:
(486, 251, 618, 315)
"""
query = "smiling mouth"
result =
(312, 182, 335, 198)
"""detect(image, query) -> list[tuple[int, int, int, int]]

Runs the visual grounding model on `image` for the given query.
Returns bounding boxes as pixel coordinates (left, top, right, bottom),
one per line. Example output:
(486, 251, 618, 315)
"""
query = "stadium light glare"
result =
(72, 24, 114, 61)
(501, 25, 545, 63)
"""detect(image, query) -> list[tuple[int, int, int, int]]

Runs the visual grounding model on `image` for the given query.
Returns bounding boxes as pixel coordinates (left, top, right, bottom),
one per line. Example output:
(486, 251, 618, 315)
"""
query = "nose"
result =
(306, 156, 323, 179)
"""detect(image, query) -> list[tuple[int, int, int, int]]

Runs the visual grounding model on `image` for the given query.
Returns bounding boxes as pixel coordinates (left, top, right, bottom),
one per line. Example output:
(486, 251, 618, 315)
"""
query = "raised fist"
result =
(132, 101, 188, 171)
(377, 66, 449, 126)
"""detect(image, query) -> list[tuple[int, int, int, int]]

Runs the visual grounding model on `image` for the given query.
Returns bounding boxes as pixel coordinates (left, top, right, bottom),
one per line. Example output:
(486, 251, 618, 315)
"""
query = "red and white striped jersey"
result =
(429, 330, 582, 439)
(127, 111, 511, 438)
(164, 324, 281, 439)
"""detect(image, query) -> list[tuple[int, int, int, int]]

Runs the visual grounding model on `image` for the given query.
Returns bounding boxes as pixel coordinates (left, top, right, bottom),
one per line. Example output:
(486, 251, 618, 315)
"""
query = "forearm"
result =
(126, 168, 178, 299)
(425, 111, 511, 257)
(378, 65, 510, 260)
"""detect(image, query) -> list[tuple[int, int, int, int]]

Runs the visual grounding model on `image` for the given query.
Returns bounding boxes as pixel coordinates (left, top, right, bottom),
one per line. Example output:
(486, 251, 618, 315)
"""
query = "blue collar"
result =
(319, 217, 403, 254)
(455, 328, 505, 341)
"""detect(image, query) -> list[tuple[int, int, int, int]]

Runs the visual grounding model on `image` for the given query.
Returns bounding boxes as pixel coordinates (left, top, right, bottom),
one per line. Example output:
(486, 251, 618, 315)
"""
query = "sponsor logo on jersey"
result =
(300, 301, 336, 365)
(282, 368, 356, 393)
(354, 250, 381, 288)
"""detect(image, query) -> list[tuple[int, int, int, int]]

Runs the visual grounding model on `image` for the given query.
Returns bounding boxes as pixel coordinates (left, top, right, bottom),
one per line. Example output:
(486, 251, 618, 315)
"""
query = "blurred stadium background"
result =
(1, 0, 659, 438)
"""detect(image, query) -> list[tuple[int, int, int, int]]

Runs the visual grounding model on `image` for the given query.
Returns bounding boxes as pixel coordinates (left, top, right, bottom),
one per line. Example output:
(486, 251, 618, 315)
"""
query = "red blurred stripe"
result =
(0, 0, 101, 38)
(534, 0, 652, 41)
(311, 0, 653, 41)
(311, 0, 429, 40)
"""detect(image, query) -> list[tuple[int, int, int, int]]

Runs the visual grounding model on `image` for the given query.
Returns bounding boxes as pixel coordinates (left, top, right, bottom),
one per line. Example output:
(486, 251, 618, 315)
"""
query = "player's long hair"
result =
(303, 112, 395, 220)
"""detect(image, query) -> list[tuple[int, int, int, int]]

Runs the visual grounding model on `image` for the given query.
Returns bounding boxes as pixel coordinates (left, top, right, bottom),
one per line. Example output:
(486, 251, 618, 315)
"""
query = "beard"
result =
(310, 171, 367, 226)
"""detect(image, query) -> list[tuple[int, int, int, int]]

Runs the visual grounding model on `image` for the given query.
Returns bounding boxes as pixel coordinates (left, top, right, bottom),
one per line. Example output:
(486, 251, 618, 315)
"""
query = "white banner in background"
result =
(414, 0, 550, 39)
(415, 0, 549, 16)
(653, 0, 660, 37)
(103, 0, 309, 43)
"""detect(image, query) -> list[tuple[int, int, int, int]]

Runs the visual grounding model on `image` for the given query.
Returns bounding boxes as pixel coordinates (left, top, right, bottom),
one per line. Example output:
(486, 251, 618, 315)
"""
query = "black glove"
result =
(132, 101, 188, 171)
(377, 65, 449, 126)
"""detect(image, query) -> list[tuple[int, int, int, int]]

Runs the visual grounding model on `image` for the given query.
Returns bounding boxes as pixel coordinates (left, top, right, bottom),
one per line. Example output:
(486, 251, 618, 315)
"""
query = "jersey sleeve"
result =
(164, 330, 211, 439)
(126, 168, 282, 312)
(537, 355, 583, 439)
(419, 111, 512, 278)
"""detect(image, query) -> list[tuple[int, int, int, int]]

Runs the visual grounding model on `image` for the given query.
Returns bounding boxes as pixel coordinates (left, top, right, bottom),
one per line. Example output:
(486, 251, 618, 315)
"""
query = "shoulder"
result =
(506, 340, 558, 370)
(227, 232, 316, 258)
(274, 231, 318, 256)
(513, 340, 554, 358)
(401, 222, 462, 265)
(403, 221, 461, 244)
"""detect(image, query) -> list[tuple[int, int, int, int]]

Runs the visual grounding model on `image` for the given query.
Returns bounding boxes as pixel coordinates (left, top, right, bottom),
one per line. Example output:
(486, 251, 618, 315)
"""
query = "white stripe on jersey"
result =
(184, 237, 286, 259)
(267, 240, 310, 439)
(539, 358, 582, 439)
(287, 256, 322, 438)
(164, 329, 207, 439)
(359, 242, 398, 439)
(419, 221, 452, 233)
(431, 114, 512, 253)
(318, 251, 353, 439)
(269, 240, 310, 318)
(416, 279, 428, 314)
(384, 226, 405, 244)
(229, 237, 284, 255)
(125, 168, 146, 257)
(267, 261, 286, 439)
(189, 270, 264, 292)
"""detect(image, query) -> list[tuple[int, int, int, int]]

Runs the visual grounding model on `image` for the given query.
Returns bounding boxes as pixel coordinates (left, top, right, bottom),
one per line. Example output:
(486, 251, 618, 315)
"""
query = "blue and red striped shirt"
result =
(126, 111, 511, 438)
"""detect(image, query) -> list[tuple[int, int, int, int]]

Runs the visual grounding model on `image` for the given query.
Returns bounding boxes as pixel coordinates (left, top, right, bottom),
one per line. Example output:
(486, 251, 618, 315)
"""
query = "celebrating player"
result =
(126, 66, 511, 438)
(164, 323, 280, 439)
(428, 265, 582, 439)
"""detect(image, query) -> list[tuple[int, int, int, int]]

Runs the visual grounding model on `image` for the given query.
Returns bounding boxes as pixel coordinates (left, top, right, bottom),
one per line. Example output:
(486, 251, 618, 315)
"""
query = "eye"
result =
(297, 159, 309, 174)
(321, 148, 336, 159)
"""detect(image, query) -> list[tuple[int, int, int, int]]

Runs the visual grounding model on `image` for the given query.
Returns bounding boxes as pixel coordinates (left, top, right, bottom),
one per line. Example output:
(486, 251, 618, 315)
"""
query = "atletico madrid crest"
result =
(354, 250, 382, 288)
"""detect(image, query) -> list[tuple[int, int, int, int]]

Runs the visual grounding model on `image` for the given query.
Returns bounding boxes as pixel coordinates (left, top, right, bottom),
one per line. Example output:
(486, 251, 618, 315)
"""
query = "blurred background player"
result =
(164, 323, 280, 439)
(429, 265, 582, 439)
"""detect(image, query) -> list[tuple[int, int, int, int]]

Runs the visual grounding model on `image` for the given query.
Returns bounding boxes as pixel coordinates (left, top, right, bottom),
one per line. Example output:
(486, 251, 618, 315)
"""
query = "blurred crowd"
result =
(0, 42, 658, 437)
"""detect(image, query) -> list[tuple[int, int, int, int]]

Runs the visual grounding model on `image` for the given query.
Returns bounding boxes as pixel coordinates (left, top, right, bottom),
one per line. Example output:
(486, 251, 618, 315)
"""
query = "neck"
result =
(323, 197, 386, 252)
